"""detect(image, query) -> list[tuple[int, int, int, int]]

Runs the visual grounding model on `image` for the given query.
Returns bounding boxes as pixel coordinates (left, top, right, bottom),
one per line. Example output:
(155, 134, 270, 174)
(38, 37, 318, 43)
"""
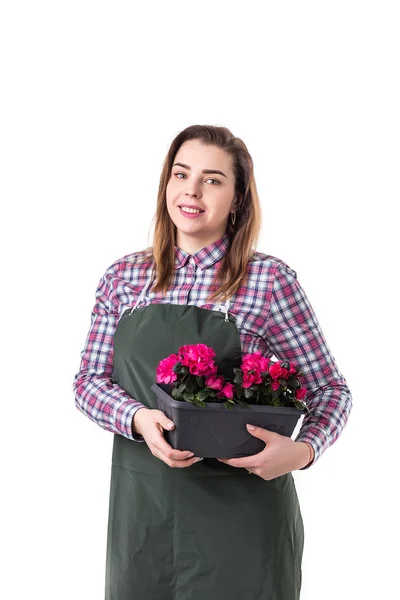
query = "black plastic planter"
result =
(151, 383, 306, 458)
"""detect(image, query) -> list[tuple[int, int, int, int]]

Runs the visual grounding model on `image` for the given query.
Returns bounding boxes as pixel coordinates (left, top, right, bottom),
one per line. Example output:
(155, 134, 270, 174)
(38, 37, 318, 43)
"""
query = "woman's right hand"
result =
(132, 407, 202, 468)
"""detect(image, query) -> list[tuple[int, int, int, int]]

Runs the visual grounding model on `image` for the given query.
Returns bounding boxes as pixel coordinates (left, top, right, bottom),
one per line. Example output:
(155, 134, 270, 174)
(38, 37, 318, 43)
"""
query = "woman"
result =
(73, 124, 353, 600)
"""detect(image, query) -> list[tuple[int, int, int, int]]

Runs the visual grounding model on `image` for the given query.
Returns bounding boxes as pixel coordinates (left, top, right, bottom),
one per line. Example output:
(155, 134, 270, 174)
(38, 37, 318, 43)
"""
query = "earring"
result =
(230, 211, 236, 226)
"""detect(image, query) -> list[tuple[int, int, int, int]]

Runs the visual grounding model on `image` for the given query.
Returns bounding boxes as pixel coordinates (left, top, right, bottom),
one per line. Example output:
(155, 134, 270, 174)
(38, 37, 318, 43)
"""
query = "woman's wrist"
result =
(131, 407, 150, 436)
(295, 441, 315, 469)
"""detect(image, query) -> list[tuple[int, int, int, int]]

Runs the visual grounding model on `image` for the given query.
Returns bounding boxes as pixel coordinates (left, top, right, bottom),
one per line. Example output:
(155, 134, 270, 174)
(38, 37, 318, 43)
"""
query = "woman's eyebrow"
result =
(172, 162, 227, 178)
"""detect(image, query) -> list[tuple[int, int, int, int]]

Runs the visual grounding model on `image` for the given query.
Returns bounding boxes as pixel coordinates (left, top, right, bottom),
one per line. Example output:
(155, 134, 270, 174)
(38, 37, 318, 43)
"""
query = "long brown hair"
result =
(142, 124, 261, 303)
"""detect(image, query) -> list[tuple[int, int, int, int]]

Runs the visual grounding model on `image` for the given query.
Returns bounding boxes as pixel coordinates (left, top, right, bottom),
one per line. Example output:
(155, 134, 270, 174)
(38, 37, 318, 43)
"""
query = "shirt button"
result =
(189, 257, 196, 266)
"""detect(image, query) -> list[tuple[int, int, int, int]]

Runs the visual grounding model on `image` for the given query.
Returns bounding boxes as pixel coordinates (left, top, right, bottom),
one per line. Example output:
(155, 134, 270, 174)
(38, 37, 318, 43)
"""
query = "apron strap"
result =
(129, 269, 155, 315)
(224, 297, 230, 322)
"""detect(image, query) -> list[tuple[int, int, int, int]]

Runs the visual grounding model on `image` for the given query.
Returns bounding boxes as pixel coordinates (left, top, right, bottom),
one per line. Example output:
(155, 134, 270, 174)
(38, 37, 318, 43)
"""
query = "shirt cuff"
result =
(114, 401, 147, 442)
(295, 429, 326, 470)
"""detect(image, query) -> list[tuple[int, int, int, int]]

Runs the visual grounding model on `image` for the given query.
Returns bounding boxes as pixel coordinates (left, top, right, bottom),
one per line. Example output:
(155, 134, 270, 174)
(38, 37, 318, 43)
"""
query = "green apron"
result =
(105, 272, 304, 600)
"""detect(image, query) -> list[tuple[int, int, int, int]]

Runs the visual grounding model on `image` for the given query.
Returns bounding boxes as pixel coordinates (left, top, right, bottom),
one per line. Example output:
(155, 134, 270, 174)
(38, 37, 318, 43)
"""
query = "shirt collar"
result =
(174, 233, 230, 270)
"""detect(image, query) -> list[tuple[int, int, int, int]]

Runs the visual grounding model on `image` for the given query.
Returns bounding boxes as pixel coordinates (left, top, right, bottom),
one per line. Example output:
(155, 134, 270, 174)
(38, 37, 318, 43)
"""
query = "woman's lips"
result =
(179, 207, 205, 219)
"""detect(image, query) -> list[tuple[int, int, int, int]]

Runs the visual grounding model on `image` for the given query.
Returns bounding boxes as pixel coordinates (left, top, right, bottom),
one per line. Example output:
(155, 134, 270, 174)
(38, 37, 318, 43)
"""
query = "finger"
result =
(152, 447, 202, 469)
(158, 414, 176, 432)
(169, 456, 203, 469)
(152, 430, 195, 461)
(217, 442, 268, 466)
(152, 421, 194, 458)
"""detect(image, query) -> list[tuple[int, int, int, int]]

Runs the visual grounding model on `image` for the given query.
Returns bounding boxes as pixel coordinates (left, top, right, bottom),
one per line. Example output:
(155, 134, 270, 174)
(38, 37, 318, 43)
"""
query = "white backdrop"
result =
(1, 1, 399, 598)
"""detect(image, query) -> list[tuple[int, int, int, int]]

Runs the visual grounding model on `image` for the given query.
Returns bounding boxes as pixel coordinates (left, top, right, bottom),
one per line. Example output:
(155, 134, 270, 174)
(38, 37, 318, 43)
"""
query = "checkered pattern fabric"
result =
(73, 233, 352, 469)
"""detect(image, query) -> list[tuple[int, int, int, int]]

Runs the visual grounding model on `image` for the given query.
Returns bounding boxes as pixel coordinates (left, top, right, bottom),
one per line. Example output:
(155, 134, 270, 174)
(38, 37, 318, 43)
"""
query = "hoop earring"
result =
(230, 211, 236, 226)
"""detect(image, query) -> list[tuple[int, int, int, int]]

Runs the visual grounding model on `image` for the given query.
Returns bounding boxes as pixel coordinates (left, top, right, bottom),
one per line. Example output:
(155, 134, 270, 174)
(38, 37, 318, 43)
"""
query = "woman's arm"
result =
(72, 263, 147, 441)
(264, 261, 353, 470)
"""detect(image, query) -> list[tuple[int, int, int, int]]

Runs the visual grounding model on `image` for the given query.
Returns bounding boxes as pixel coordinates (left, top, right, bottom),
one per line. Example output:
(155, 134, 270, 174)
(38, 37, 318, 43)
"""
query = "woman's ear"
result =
(234, 194, 242, 210)
(231, 196, 239, 211)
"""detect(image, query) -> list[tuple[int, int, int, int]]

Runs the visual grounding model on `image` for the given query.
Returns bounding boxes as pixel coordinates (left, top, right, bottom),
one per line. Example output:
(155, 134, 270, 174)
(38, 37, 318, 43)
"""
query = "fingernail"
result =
(195, 457, 204, 462)
(167, 422, 174, 429)
(247, 424, 256, 431)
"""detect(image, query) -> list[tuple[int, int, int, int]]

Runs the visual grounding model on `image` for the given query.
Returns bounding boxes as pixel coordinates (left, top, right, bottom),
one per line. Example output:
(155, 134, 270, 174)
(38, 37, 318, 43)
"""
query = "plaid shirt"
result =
(73, 233, 352, 470)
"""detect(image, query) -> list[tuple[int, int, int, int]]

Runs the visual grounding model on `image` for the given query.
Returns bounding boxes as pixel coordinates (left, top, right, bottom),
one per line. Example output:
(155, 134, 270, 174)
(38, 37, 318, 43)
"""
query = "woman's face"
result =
(166, 139, 236, 252)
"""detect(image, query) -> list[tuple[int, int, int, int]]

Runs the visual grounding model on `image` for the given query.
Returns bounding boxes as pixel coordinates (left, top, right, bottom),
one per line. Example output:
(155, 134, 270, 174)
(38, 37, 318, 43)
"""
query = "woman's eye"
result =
(174, 172, 220, 185)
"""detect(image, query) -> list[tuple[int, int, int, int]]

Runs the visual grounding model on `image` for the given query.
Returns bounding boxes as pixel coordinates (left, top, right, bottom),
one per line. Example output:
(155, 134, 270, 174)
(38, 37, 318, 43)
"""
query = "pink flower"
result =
(279, 362, 289, 379)
(241, 352, 270, 374)
(288, 362, 297, 376)
(179, 343, 216, 362)
(178, 343, 216, 377)
(242, 371, 262, 388)
(296, 387, 307, 400)
(205, 374, 225, 390)
(269, 362, 283, 379)
(156, 353, 180, 384)
(240, 352, 269, 387)
(217, 382, 235, 399)
(156, 345, 307, 410)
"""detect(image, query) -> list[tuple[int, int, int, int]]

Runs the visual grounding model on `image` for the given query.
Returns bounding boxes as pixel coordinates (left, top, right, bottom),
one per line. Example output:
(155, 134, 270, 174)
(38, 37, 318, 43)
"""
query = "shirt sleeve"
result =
(72, 261, 147, 441)
(264, 262, 353, 469)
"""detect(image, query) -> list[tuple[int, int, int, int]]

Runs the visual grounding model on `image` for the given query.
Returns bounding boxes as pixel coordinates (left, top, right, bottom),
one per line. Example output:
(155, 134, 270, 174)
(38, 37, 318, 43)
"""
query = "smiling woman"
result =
(73, 123, 353, 600)
(166, 139, 238, 254)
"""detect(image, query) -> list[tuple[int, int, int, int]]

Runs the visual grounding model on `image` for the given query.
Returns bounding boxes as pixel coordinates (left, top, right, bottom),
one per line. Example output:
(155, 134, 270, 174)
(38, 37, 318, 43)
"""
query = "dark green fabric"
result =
(105, 303, 304, 599)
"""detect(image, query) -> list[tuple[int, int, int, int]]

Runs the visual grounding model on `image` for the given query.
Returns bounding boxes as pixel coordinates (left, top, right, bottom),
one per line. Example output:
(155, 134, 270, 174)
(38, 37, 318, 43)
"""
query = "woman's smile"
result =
(179, 205, 206, 219)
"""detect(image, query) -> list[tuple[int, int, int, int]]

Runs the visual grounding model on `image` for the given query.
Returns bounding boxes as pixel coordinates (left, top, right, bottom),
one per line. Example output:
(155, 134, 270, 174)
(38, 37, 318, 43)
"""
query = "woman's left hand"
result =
(217, 424, 310, 479)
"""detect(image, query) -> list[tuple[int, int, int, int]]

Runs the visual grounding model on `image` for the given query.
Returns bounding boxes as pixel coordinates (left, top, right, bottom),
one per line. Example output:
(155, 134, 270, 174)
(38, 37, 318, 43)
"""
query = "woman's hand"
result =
(133, 407, 202, 468)
(217, 424, 311, 479)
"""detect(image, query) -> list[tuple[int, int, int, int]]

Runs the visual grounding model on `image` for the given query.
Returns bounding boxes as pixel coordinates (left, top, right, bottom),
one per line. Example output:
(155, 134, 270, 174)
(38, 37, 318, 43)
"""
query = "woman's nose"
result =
(185, 179, 201, 197)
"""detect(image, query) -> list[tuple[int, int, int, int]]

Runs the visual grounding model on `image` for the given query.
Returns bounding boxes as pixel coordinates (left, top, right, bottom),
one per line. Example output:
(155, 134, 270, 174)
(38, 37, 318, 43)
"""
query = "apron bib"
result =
(105, 276, 304, 600)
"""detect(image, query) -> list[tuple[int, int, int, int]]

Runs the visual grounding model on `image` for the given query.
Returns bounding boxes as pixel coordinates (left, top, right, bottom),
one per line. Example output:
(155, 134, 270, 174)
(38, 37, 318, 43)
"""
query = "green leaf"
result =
(193, 398, 206, 408)
(196, 376, 205, 388)
(171, 387, 183, 401)
(198, 388, 209, 401)
(183, 391, 195, 402)
(224, 401, 234, 410)
(185, 377, 196, 393)
(233, 371, 243, 384)
(244, 388, 253, 399)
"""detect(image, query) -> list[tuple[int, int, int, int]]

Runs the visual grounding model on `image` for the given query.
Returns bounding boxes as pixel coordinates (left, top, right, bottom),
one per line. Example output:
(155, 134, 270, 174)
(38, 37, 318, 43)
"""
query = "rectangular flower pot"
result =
(151, 383, 305, 458)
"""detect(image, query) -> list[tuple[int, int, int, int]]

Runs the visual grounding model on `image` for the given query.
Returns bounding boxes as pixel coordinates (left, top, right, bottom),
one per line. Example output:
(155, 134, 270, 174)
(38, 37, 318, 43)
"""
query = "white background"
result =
(1, 1, 399, 598)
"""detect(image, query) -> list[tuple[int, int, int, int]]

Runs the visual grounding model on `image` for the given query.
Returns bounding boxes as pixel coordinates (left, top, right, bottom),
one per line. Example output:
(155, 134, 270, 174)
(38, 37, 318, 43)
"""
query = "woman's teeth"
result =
(181, 207, 202, 214)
